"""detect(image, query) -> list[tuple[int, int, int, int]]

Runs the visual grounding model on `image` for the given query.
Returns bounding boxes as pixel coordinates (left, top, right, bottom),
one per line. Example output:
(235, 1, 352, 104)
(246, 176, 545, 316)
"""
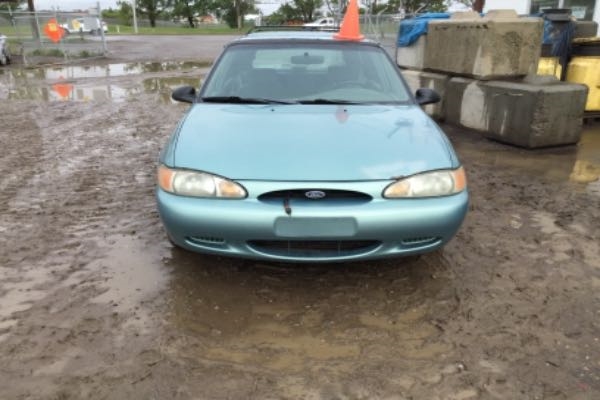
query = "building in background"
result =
(484, 0, 599, 34)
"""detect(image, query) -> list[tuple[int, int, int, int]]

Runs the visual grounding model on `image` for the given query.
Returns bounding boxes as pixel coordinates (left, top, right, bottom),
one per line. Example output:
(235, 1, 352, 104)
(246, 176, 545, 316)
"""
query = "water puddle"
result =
(88, 235, 169, 312)
(46, 234, 170, 336)
(453, 125, 600, 193)
(3, 76, 201, 103)
(569, 128, 600, 193)
(0, 60, 210, 80)
(162, 249, 451, 373)
(0, 61, 208, 103)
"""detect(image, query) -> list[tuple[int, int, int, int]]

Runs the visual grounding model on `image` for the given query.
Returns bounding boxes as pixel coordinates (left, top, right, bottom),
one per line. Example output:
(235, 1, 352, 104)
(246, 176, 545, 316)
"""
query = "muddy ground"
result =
(0, 36, 599, 400)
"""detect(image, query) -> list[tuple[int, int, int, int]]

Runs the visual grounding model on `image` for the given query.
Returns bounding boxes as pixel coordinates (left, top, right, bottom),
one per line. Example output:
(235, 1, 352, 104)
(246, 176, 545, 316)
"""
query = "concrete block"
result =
(425, 17, 544, 79)
(574, 20, 599, 38)
(445, 76, 588, 148)
(396, 36, 426, 70)
(485, 9, 519, 19)
(401, 69, 450, 120)
(451, 11, 481, 20)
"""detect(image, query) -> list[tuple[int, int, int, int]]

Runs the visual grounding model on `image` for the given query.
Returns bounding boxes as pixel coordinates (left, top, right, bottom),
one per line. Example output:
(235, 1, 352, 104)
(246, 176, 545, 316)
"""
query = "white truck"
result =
(303, 17, 337, 28)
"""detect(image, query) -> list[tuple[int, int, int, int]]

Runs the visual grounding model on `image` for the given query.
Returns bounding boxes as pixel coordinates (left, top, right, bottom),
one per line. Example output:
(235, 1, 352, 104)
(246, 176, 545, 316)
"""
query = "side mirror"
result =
(415, 88, 441, 106)
(172, 86, 197, 103)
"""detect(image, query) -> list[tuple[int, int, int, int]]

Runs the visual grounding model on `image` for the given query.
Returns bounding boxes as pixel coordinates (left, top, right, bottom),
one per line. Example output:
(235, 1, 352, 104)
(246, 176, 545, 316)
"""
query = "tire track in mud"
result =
(0, 103, 44, 265)
(1, 98, 179, 268)
(0, 97, 185, 398)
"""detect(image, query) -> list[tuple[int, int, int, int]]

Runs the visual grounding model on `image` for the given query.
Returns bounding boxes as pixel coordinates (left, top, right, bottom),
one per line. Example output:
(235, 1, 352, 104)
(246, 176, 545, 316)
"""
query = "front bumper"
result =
(156, 181, 468, 262)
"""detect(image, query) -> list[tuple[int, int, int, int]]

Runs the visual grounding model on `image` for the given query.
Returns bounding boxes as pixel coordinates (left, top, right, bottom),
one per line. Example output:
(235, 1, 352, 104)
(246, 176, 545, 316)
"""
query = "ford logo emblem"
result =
(305, 190, 326, 200)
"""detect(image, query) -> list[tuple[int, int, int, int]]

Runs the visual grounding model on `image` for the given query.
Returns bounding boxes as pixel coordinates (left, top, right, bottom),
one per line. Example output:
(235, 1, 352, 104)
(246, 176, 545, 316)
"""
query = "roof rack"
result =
(247, 25, 340, 34)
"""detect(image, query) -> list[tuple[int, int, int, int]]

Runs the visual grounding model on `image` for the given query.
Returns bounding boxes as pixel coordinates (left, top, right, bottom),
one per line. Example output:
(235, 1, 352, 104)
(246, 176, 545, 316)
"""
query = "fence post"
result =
(55, 10, 68, 62)
(34, 10, 42, 45)
(98, 2, 107, 55)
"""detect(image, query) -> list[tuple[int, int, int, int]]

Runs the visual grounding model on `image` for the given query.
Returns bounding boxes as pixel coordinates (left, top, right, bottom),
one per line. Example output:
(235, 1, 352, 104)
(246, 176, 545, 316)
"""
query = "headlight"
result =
(158, 165, 247, 198)
(383, 167, 466, 198)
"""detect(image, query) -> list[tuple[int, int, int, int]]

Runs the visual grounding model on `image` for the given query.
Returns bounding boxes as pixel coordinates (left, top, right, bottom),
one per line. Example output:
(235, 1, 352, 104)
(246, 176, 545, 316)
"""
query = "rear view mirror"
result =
(172, 86, 196, 103)
(415, 88, 441, 106)
(291, 54, 324, 65)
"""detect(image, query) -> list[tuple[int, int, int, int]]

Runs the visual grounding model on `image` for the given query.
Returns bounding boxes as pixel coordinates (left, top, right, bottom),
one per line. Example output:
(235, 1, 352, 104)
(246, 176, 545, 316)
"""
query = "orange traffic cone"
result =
(334, 0, 364, 41)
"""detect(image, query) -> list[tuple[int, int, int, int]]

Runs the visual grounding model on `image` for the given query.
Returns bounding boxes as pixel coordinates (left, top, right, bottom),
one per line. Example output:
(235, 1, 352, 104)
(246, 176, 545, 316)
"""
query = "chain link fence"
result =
(0, 9, 107, 66)
(361, 13, 401, 58)
(0, 9, 401, 66)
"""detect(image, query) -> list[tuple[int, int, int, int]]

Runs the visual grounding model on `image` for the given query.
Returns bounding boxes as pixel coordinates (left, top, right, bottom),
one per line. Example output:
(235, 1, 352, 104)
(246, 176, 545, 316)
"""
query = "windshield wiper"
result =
(201, 96, 296, 104)
(298, 98, 364, 105)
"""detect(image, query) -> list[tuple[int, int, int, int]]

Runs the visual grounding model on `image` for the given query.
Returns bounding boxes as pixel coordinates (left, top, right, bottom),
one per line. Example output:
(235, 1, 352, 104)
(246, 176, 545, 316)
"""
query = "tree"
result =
(173, 0, 196, 27)
(135, 0, 171, 27)
(263, 4, 297, 25)
(215, 0, 256, 29)
(266, 0, 323, 24)
(291, 0, 323, 22)
(116, 0, 134, 26)
(450, 0, 485, 12)
(0, 0, 24, 12)
(172, 0, 216, 28)
(385, 0, 446, 14)
(472, 0, 484, 12)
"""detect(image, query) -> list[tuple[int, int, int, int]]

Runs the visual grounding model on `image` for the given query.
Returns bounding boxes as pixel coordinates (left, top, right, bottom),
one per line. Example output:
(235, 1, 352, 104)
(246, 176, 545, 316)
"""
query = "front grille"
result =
(258, 189, 372, 203)
(248, 240, 381, 258)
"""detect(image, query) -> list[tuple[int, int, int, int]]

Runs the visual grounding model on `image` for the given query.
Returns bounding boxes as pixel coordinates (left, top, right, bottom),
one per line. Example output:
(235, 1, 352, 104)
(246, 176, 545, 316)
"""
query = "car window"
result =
(201, 42, 411, 104)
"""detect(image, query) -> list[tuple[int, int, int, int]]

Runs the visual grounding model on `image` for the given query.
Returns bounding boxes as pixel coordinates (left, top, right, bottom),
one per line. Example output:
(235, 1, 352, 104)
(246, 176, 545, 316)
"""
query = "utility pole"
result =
(27, 0, 40, 39)
(132, 0, 138, 34)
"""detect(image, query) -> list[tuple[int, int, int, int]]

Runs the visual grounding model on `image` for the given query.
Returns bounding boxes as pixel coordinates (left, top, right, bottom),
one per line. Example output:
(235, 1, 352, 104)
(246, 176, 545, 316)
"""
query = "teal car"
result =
(156, 29, 468, 262)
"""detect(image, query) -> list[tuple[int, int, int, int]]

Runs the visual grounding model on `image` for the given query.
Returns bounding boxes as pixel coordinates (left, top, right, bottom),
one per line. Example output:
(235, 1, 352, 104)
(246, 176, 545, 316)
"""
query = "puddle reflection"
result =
(0, 61, 210, 81)
(451, 125, 600, 192)
(0, 61, 208, 103)
(3, 76, 201, 103)
(569, 127, 600, 187)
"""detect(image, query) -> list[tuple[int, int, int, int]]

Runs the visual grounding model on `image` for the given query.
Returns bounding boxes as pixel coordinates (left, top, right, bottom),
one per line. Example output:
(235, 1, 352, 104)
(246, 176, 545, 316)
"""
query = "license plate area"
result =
(274, 217, 357, 237)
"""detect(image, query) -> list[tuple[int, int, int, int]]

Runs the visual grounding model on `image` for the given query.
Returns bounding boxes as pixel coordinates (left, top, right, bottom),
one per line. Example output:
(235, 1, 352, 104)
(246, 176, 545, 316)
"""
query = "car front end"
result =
(157, 176, 467, 262)
(156, 31, 469, 262)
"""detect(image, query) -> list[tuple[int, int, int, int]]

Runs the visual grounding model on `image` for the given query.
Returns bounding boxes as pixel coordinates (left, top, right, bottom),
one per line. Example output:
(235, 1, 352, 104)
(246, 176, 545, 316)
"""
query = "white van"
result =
(61, 17, 108, 35)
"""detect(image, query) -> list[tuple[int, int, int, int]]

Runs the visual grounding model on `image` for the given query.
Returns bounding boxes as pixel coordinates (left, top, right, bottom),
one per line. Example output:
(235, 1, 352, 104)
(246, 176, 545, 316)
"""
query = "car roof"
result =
(234, 29, 376, 44)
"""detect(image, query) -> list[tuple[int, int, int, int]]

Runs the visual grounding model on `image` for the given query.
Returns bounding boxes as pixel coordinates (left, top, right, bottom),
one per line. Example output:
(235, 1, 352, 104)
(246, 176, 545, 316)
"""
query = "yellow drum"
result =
(537, 57, 562, 79)
(566, 56, 600, 111)
(566, 38, 600, 111)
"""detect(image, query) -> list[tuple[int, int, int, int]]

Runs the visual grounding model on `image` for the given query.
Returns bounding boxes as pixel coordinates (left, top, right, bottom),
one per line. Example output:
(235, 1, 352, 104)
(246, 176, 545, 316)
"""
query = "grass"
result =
(29, 48, 65, 57)
(107, 25, 243, 35)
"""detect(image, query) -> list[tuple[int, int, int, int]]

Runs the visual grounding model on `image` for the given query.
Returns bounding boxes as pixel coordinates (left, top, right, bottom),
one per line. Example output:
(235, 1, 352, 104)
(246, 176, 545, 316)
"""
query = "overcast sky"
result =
(33, 0, 119, 11)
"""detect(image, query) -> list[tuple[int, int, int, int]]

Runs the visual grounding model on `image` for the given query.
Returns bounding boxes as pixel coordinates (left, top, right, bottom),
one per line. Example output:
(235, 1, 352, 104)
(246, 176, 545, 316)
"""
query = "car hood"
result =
(169, 104, 458, 181)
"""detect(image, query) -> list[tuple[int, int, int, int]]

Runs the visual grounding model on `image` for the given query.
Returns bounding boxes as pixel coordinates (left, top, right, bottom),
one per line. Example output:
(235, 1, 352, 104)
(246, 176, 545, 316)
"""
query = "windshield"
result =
(201, 42, 411, 104)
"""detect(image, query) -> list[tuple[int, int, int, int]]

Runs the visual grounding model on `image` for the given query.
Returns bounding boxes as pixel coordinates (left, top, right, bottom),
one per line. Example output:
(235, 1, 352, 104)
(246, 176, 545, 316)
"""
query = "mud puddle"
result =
(163, 249, 454, 370)
(0, 60, 210, 80)
(449, 124, 600, 193)
(0, 61, 208, 103)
